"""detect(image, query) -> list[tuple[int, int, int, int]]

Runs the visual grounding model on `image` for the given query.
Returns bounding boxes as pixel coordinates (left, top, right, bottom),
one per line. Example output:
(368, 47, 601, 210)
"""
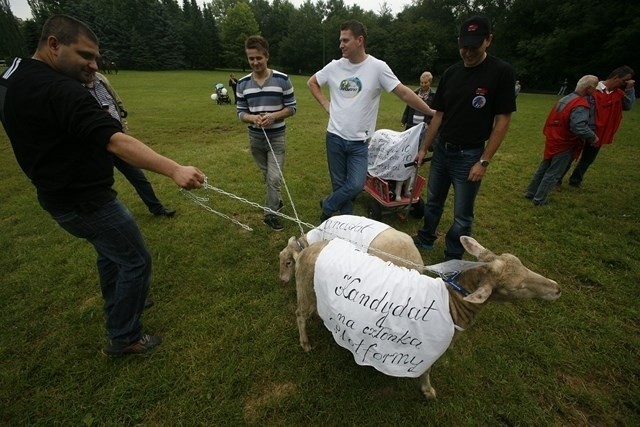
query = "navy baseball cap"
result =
(458, 16, 491, 48)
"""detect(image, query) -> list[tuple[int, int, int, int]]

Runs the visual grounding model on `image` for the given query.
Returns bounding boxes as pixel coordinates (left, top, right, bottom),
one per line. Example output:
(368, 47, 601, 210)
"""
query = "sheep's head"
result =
(459, 236, 561, 304)
(278, 236, 307, 283)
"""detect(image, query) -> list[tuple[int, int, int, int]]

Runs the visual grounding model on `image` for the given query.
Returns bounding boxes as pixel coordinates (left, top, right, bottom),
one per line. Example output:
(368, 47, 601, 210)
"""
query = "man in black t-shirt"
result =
(0, 15, 204, 356)
(413, 16, 516, 260)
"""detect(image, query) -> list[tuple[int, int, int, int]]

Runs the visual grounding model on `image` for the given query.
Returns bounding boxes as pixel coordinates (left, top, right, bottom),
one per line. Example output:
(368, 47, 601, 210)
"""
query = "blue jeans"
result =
(526, 149, 573, 204)
(417, 141, 483, 259)
(44, 199, 151, 344)
(113, 156, 164, 214)
(323, 132, 368, 215)
(250, 131, 286, 216)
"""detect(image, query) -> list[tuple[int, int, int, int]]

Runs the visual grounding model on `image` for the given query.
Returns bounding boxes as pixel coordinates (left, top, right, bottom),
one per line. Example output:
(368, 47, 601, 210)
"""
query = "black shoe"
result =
(144, 297, 154, 309)
(102, 334, 162, 356)
(154, 207, 176, 218)
(263, 215, 284, 231)
(412, 235, 433, 250)
(319, 199, 330, 222)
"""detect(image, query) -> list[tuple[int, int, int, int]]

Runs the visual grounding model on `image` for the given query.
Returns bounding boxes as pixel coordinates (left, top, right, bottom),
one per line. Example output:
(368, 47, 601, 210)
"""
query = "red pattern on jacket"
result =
(543, 96, 589, 160)
(593, 89, 625, 145)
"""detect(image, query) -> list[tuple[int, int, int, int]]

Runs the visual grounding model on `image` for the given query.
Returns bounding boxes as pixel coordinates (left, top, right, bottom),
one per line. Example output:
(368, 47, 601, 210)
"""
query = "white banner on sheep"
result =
(314, 239, 454, 378)
(306, 215, 389, 252)
(367, 123, 424, 181)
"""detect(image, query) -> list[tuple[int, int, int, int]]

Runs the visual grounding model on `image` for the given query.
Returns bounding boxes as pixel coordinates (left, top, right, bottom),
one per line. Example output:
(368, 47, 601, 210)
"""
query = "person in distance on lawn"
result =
(85, 72, 177, 218)
(401, 71, 436, 130)
(0, 14, 205, 356)
(559, 65, 635, 188)
(525, 75, 599, 205)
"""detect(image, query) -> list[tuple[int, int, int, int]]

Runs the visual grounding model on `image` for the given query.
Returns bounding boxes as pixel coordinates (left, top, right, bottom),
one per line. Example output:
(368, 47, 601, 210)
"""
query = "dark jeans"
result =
(417, 140, 483, 260)
(568, 144, 600, 186)
(113, 156, 164, 214)
(44, 198, 151, 344)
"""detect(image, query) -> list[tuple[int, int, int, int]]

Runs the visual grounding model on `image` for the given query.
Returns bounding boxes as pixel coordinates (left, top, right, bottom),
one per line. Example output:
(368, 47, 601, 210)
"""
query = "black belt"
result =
(442, 141, 485, 152)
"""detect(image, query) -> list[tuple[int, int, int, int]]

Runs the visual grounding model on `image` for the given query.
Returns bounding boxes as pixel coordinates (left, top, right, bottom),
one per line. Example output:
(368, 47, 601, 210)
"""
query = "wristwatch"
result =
(479, 159, 490, 168)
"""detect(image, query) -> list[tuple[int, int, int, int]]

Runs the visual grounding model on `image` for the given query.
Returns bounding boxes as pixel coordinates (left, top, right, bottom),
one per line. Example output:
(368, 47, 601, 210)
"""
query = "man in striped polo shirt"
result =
(236, 35, 297, 231)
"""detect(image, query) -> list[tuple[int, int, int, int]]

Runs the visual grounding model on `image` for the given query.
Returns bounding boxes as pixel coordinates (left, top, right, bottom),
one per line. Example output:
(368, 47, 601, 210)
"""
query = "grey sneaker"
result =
(102, 334, 162, 356)
(263, 215, 284, 231)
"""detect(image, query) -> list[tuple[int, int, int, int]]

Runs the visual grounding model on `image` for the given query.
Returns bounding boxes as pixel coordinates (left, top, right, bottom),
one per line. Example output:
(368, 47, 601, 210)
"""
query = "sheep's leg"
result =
(419, 368, 437, 399)
(295, 279, 315, 352)
(404, 175, 415, 197)
(296, 308, 312, 352)
(394, 180, 403, 201)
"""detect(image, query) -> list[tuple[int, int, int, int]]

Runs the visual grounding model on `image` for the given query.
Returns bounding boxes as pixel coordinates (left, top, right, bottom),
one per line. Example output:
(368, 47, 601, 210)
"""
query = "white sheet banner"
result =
(306, 215, 389, 252)
(314, 239, 454, 378)
(367, 123, 424, 181)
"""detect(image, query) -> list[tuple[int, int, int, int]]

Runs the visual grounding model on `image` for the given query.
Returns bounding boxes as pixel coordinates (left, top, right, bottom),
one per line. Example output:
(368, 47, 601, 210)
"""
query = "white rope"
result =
(180, 180, 253, 231)
(182, 180, 439, 275)
(182, 120, 449, 276)
(260, 126, 305, 236)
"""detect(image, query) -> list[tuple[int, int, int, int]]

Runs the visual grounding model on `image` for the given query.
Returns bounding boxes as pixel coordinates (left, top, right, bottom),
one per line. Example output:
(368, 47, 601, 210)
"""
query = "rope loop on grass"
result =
(181, 176, 317, 232)
(180, 179, 254, 231)
(182, 180, 435, 273)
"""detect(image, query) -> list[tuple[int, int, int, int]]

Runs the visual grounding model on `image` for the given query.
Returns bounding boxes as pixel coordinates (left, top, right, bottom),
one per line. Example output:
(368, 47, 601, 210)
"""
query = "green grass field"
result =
(0, 70, 639, 425)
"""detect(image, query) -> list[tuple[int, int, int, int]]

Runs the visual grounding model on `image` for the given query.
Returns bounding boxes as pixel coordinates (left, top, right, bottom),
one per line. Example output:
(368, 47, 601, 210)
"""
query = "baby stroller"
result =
(212, 83, 231, 105)
(365, 123, 428, 221)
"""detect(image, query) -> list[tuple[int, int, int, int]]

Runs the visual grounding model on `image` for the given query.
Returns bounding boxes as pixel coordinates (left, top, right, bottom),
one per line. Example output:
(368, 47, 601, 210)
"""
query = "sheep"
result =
(279, 215, 424, 284)
(292, 235, 561, 400)
(392, 174, 416, 202)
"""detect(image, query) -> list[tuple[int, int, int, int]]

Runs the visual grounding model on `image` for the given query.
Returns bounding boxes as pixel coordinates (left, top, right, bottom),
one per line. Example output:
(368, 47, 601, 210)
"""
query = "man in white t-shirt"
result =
(308, 20, 434, 221)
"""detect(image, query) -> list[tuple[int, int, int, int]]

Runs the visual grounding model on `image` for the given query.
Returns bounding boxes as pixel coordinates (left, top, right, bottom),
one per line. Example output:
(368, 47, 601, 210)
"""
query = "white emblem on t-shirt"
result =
(339, 77, 362, 98)
(472, 95, 486, 108)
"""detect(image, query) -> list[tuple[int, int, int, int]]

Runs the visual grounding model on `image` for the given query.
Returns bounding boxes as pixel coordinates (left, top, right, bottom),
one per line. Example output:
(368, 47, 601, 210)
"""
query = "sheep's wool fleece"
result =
(306, 215, 389, 252)
(314, 239, 454, 378)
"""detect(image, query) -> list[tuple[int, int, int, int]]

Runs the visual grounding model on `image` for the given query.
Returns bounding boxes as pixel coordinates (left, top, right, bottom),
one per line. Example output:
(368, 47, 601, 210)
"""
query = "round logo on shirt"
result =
(339, 77, 362, 98)
(472, 95, 487, 109)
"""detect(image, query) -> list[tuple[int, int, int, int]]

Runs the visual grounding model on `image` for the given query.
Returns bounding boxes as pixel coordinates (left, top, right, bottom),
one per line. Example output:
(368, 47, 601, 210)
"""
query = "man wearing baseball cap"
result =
(414, 15, 516, 260)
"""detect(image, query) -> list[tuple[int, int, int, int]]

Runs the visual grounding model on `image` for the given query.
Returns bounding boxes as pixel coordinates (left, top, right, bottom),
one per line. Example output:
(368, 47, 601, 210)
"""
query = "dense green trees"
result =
(1, 0, 636, 90)
(0, 0, 27, 60)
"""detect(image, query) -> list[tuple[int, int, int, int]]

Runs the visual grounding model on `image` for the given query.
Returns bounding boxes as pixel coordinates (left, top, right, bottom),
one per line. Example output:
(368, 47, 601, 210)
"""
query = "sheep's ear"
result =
(287, 236, 298, 248)
(463, 284, 493, 304)
(461, 236, 495, 261)
(460, 236, 484, 257)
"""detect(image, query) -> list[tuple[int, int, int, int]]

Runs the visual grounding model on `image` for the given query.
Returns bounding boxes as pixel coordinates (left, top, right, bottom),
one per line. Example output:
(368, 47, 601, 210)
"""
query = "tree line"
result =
(1, 0, 637, 91)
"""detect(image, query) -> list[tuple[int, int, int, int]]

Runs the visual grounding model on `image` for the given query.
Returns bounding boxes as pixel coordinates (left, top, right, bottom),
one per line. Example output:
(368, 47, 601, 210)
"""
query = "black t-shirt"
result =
(433, 55, 516, 145)
(0, 58, 122, 208)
